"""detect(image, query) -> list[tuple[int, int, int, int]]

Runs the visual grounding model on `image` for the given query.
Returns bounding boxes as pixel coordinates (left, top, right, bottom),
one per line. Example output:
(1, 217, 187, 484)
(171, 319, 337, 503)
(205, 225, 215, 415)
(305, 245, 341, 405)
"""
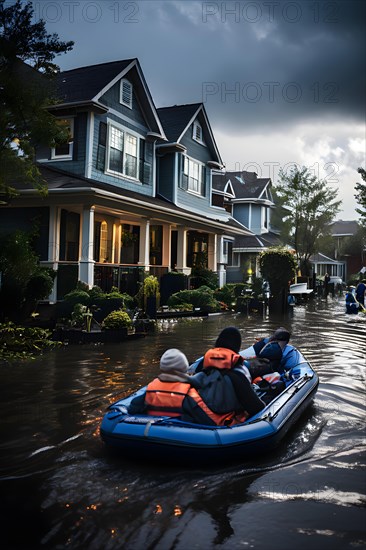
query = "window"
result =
(182, 156, 205, 195)
(51, 119, 73, 159)
(120, 79, 132, 108)
(106, 123, 151, 183)
(100, 221, 108, 263)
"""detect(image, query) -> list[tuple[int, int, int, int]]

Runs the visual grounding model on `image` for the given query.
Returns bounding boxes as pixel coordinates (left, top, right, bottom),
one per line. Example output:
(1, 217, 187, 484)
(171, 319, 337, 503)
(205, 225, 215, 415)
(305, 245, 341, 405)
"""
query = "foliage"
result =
(167, 287, 221, 312)
(0, 0, 74, 198)
(259, 247, 297, 296)
(214, 283, 250, 307)
(355, 168, 366, 227)
(0, 321, 59, 362)
(102, 310, 132, 330)
(191, 265, 218, 289)
(71, 304, 93, 332)
(275, 166, 341, 274)
(143, 275, 160, 298)
(0, 230, 55, 321)
(63, 290, 90, 308)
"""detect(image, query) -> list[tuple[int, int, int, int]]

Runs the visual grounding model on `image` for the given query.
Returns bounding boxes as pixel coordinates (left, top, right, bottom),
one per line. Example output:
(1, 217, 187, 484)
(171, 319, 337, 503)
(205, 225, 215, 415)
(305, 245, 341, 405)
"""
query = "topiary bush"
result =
(167, 288, 220, 312)
(102, 310, 132, 330)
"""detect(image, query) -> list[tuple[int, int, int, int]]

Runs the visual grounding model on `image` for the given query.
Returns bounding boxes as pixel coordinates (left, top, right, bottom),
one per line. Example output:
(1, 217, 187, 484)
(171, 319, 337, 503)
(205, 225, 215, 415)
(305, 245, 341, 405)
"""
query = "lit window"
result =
(100, 221, 108, 262)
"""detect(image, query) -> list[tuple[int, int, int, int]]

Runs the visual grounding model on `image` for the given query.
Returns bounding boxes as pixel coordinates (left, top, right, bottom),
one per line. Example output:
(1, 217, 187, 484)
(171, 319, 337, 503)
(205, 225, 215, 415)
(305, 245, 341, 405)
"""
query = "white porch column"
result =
(176, 226, 191, 275)
(47, 205, 60, 303)
(162, 224, 171, 267)
(79, 206, 95, 288)
(216, 235, 226, 288)
(138, 219, 150, 271)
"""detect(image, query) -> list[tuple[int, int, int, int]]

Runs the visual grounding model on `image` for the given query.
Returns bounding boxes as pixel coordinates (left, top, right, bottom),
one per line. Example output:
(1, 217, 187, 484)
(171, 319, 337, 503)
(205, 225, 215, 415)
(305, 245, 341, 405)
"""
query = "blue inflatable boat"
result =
(100, 352, 319, 463)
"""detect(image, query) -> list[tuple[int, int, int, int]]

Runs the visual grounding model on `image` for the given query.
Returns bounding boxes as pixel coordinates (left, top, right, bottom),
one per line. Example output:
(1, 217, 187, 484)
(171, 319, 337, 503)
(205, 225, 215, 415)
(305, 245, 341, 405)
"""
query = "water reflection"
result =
(1, 296, 365, 549)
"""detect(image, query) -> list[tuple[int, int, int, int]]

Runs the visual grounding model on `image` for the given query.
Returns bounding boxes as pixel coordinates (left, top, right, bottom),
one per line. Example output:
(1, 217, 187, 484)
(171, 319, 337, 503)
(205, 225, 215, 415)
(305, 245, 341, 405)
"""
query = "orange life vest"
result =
(188, 387, 248, 426)
(145, 379, 191, 417)
(203, 347, 243, 370)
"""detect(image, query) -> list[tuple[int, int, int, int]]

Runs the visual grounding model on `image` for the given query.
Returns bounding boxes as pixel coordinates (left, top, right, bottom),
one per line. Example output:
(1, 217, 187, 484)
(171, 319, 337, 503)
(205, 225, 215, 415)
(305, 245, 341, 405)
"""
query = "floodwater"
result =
(1, 296, 365, 550)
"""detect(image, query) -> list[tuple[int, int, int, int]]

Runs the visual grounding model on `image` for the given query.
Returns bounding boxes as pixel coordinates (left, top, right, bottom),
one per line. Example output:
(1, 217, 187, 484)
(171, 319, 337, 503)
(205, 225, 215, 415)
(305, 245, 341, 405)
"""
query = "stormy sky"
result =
(26, 0, 366, 219)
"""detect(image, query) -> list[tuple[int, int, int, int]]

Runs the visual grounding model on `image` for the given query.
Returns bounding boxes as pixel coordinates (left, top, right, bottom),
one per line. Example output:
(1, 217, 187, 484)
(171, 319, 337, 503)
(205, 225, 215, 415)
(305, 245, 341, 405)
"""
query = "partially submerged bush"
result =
(167, 287, 220, 312)
(0, 322, 60, 362)
(102, 310, 132, 330)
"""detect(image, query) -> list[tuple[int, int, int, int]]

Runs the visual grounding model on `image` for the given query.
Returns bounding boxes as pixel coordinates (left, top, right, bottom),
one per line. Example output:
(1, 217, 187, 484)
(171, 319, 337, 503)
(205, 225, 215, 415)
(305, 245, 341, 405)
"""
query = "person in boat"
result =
(127, 348, 191, 417)
(184, 327, 266, 425)
(345, 287, 359, 314)
(128, 344, 264, 426)
(245, 327, 306, 378)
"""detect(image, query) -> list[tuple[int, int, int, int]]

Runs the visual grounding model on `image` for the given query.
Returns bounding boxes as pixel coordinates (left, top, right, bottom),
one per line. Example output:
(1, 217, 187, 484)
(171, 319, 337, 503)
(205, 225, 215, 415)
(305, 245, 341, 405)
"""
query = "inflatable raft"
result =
(100, 351, 319, 463)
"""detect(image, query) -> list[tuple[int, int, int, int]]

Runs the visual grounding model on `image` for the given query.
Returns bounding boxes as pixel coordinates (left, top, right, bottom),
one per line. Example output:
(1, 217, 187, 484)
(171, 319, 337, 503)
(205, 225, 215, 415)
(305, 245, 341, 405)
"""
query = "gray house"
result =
(1, 59, 251, 301)
(212, 170, 281, 282)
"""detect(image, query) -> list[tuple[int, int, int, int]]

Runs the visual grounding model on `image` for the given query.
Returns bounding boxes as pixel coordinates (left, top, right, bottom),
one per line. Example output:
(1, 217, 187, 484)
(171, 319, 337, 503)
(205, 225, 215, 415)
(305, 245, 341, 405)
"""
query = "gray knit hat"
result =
(160, 348, 189, 373)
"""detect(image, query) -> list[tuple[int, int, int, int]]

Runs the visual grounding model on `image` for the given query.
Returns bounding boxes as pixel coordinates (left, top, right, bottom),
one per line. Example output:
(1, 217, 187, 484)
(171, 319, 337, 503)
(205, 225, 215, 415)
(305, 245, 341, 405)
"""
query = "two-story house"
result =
(212, 170, 281, 282)
(1, 59, 251, 302)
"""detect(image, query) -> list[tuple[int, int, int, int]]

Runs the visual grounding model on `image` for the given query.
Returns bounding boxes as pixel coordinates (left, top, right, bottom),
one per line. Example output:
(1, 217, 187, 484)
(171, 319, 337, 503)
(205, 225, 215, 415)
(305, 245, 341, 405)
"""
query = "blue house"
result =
(1, 59, 251, 302)
(212, 170, 281, 282)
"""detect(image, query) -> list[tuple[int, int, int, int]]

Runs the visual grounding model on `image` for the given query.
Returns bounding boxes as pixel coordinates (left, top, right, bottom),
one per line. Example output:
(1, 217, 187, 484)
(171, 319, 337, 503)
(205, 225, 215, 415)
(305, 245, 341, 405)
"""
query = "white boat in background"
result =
(289, 282, 314, 295)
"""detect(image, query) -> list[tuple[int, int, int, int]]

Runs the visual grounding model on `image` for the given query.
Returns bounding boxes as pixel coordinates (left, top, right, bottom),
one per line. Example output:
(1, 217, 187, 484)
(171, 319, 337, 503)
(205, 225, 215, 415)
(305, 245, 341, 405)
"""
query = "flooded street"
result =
(1, 295, 365, 549)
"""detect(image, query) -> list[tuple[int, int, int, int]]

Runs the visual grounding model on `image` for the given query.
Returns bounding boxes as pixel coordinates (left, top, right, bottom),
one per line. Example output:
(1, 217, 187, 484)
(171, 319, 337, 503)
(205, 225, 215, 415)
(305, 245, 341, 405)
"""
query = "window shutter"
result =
(201, 165, 206, 196)
(96, 122, 107, 171)
(139, 139, 153, 184)
(179, 154, 188, 190)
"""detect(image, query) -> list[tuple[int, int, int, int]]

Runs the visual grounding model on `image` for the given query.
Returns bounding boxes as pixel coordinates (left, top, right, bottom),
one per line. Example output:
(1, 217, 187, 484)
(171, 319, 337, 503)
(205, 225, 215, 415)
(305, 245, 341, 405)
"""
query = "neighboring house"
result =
(212, 170, 281, 283)
(1, 59, 251, 302)
(329, 220, 364, 278)
(308, 252, 346, 281)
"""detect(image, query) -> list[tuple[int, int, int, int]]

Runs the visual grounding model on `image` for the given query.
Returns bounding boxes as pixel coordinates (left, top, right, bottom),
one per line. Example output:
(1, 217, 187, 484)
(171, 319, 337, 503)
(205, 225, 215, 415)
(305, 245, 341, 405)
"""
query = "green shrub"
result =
(190, 267, 218, 289)
(63, 289, 90, 307)
(167, 288, 220, 312)
(0, 321, 59, 362)
(102, 310, 132, 330)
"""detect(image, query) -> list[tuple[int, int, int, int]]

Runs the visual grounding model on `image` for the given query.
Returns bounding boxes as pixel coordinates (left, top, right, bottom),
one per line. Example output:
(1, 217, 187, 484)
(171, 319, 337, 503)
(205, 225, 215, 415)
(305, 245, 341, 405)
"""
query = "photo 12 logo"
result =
(32, 1, 139, 24)
(202, 81, 340, 104)
(201, 2, 340, 24)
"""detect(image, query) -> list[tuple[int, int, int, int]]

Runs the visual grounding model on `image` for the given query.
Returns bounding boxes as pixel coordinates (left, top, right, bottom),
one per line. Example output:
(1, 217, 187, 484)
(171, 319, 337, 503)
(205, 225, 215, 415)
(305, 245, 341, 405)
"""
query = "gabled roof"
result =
(157, 103, 223, 165)
(329, 220, 359, 236)
(212, 170, 272, 200)
(55, 59, 135, 103)
(51, 59, 166, 138)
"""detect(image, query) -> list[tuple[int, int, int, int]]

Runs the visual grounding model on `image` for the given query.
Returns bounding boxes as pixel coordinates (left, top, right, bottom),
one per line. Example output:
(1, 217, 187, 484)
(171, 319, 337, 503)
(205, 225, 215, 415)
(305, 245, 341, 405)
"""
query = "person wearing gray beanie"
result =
(128, 348, 191, 417)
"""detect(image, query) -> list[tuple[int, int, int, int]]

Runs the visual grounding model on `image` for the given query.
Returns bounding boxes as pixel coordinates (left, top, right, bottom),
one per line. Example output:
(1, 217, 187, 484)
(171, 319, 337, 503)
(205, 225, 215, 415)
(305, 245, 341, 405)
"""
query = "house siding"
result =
(232, 204, 250, 228)
(99, 81, 148, 128)
(36, 113, 88, 177)
(90, 115, 154, 196)
(251, 205, 262, 233)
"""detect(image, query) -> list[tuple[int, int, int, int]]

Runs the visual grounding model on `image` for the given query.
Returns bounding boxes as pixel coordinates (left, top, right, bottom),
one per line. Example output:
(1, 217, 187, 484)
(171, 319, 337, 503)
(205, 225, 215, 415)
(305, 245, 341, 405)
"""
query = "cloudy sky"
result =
(27, 0, 366, 219)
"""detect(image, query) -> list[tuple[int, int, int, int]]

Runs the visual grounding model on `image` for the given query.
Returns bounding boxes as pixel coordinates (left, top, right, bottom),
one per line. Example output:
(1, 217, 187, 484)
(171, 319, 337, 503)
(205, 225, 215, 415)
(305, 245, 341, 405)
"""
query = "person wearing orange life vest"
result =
(185, 327, 265, 422)
(128, 348, 192, 417)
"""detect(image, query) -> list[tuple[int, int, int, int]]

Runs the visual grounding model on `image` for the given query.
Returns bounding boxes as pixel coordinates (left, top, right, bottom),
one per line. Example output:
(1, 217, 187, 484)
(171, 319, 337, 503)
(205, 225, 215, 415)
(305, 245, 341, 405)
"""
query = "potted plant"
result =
(102, 310, 132, 342)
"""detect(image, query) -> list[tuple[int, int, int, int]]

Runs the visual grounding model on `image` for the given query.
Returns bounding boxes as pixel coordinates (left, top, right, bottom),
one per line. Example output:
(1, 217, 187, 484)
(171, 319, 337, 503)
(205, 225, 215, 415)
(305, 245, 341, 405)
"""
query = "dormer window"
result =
(193, 121, 204, 144)
(51, 118, 73, 159)
(120, 79, 132, 108)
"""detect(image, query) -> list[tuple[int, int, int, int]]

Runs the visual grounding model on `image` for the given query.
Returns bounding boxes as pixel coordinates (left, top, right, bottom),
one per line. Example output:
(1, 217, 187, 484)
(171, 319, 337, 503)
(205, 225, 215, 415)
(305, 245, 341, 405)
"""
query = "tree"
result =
(0, 231, 55, 322)
(275, 166, 342, 275)
(0, 0, 74, 198)
(355, 168, 366, 228)
(258, 247, 297, 314)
